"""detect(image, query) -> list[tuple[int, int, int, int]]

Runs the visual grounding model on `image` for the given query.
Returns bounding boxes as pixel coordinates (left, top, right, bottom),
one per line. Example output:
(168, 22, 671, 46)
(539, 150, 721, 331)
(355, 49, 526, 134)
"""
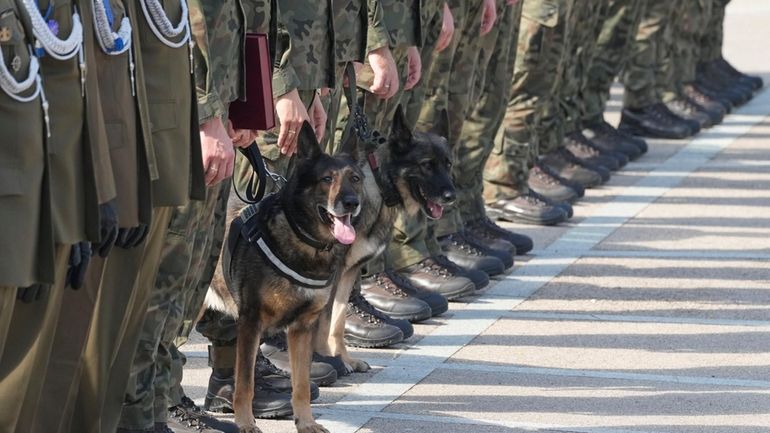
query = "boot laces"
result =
(372, 273, 407, 297)
(349, 293, 385, 324)
(449, 234, 484, 256)
(420, 259, 453, 278)
(170, 398, 216, 432)
(532, 165, 560, 186)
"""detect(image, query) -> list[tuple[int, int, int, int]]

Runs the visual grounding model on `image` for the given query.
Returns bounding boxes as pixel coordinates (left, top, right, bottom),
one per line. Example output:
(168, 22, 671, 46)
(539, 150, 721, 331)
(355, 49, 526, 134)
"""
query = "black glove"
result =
(95, 200, 119, 258)
(66, 242, 92, 290)
(115, 223, 149, 249)
(16, 284, 50, 303)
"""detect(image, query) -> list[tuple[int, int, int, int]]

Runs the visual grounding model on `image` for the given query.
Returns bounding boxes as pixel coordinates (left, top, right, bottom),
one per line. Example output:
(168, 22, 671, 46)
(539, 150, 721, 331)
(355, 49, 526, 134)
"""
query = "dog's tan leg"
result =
(312, 307, 332, 356)
(328, 271, 370, 373)
(288, 324, 329, 433)
(234, 317, 263, 433)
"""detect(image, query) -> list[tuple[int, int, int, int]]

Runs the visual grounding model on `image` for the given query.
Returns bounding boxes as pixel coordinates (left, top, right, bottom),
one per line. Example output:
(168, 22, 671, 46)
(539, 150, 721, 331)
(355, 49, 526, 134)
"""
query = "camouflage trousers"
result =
(701, 0, 730, 62)
(118, 181, 230, 429)
(560, 0, 608, 135)
(455, 1, 522, 223)
(581, 0, 646, 125)
(622, 1, 677, 109)
(484, 0, 574, 203)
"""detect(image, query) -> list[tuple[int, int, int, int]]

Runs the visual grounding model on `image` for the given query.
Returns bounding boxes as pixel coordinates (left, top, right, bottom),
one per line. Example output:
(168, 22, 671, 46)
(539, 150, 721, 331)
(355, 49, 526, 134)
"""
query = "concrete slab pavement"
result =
(179, 1, 770, 432)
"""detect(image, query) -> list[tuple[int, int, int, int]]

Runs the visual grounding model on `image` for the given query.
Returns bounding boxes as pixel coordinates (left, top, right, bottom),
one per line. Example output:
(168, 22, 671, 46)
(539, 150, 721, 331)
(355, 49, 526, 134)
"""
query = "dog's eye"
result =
(321, 176, 333, 183)
(350, 174, 361, 183)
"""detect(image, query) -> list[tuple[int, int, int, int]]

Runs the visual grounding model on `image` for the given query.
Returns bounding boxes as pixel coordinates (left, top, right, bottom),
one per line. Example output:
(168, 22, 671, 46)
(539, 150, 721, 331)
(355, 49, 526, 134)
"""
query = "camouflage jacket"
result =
(334, 0, 367, 63)
(367, 0, 421, 51)
(273, 0, 336, 95)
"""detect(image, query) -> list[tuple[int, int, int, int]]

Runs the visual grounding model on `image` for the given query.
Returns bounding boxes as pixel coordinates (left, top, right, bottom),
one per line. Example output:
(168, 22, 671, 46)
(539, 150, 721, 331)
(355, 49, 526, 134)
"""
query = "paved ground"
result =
(180, 2, 770, 432)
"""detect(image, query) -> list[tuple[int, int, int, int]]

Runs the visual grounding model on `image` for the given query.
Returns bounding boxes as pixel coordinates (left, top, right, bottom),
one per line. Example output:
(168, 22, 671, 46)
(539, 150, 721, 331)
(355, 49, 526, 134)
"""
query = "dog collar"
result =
(228, 194, 334, 289)
(367, 152, 401, 208)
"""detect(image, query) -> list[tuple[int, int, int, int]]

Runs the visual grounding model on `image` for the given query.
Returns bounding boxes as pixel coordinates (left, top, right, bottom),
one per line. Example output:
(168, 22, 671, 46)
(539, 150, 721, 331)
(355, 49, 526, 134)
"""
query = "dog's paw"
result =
(347, 358, 370, 373)
(239, 425, 263, 433)
(296, 420, 330, 433)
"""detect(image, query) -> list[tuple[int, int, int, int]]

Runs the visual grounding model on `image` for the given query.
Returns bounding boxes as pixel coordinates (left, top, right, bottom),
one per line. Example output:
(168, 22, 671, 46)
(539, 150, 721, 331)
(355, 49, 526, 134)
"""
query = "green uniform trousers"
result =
(701, 0, 730, 63)
(460, 1, 522, 222)
(581, 0, 646, 124)
(484, 0, 574, 203)
(0, 247, 68, 433)
(119, 183, 229, 430)
(622, 1, 677, 109)
(70, 207, 174, 433)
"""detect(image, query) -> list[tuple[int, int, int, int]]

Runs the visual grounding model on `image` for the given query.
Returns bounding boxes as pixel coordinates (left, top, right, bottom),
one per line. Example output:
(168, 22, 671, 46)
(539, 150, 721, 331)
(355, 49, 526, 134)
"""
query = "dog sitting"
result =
(206, 121, 364, 433)
(314, 106, 457, 373)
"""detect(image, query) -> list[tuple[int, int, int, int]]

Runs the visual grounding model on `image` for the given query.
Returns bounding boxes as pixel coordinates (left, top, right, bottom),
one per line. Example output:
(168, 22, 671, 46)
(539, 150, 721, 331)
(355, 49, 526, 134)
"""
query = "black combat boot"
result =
(167, 395, 238, 433)
(386, 269, 449, 316)
(619, 104, 693, 139)
(398, 257, 476, 300)
(464, 217, 534, 255)
(563, 131, 627, 170)
(437, 233, 505, 276)
(259, 334, 339, 385)
(582, 120, 644, 160)
(540, 148, 609, 187)
(527, 163, 583, 204)
(203, 368, 293, 418)
(344, 292, 409, 347)
(361, 272, 433, 322)
(486, 192, 568, 226)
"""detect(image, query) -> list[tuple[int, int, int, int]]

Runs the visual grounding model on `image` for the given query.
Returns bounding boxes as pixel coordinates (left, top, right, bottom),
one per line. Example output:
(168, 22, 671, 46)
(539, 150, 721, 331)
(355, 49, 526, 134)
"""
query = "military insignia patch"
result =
(0, 27, 12, 42)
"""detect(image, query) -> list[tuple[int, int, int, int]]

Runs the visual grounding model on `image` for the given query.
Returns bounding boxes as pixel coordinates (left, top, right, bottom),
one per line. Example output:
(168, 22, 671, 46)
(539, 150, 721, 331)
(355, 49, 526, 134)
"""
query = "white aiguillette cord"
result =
(19, 0, 83, 137)
(139, 0, 193, 74)
(91, 0, 136, 94)
(0, 42, 49, 136)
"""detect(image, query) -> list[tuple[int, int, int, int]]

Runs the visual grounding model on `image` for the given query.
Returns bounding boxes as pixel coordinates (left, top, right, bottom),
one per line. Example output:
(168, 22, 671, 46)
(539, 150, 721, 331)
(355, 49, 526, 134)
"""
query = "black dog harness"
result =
(224, 194, 335, 289)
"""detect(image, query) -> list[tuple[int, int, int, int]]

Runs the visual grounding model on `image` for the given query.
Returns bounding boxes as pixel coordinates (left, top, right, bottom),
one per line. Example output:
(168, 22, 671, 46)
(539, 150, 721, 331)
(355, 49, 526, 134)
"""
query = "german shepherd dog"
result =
(313, 106, 456, 374)
(206, 121, 365, 433)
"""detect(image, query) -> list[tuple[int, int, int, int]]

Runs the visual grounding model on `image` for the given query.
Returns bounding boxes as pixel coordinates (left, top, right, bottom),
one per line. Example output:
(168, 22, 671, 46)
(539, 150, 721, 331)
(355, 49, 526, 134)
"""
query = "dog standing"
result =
(315, 107, 457, 373)
(207, 121, 364, 433)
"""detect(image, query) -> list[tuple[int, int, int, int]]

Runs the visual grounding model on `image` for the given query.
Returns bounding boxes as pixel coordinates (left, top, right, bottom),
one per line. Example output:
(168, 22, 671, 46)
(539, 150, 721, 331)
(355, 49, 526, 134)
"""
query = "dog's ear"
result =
(389, 105, 412, 154)
(296, 121, 323, 160)
(337, 129, 360, 161)
(428, 109, 450, 140)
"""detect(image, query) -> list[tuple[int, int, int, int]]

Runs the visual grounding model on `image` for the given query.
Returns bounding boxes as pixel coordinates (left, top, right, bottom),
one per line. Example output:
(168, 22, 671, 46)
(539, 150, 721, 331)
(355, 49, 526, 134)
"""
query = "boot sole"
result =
(311, 368, 338, 387)
(618, 122, 692, 140)
(204, 395, 294, 419)
(374, 305, 433, 323)
(344, 330, 404, 348)
(496, 210, 566, 226)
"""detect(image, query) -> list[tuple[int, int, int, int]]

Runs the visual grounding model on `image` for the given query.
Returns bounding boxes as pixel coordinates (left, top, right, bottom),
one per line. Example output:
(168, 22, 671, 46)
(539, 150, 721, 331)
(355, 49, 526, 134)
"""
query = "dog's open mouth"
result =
(416, 186, 444, 220)
(318, 206, 356, 245)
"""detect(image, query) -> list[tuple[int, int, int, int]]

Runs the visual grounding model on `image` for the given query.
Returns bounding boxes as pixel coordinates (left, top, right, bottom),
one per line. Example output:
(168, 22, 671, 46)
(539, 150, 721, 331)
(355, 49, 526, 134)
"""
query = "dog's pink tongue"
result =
(427, 200, 444, 219)
(332, 214, 356, 245)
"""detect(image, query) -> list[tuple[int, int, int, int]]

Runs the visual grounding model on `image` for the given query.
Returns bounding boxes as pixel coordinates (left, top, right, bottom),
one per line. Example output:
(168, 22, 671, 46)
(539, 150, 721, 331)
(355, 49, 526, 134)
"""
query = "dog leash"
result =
(232, 143, 285, 205)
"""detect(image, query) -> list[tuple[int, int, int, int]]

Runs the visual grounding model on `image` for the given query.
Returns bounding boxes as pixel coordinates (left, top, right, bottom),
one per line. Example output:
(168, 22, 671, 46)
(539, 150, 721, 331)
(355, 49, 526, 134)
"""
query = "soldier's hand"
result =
(66, 242, 92, 290)
(480, 0, 497, 36)
(368, 46, 399, 98)
(436, 2, 455, 52)
(95, 200, 119, 258)
(404, 46, 422, 91)
(308, 94, 327, 142)
(115, 224, 149, 249)
(200, 117, 236, 185)
(275, 89, 311, 156)
(16, 284, 50, 303)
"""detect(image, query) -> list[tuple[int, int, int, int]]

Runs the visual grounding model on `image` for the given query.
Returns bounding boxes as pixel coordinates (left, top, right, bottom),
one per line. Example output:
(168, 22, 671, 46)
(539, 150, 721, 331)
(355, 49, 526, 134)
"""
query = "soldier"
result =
(483, 0, 577, 226)
(193, 0, 339, 418)
(449, 0, 535, 258)
(0, 0, 56, 430)
(581, 0, 650, 161)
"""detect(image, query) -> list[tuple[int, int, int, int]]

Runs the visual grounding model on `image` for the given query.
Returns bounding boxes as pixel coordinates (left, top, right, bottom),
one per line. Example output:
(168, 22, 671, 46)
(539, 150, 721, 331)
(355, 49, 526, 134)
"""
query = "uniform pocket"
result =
(149, 100, 178, 132)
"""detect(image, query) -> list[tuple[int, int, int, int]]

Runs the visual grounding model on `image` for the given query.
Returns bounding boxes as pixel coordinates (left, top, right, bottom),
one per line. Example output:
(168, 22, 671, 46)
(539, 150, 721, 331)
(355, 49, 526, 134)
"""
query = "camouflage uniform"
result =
(559, 0, 608, 135)
(581, 0, 646, 125)
(199, 0, 336, 374)
(118, 1, 252, 429)
(459, 1, 523, 223)
(331, 0, 420, 274)
(621, 1, 677, 109)
(484, 0, 575, 203)
(701, 0, 729, 63)
(403, 0, 444, 129)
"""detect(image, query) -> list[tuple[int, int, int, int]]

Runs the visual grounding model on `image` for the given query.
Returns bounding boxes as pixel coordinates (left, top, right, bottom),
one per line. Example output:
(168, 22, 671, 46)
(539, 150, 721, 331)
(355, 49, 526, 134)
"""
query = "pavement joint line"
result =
(498, 311, 770, 327)
(314, 408, 675, 433)
(540, 249, 770, 261)
(313, 90, 770, 433)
